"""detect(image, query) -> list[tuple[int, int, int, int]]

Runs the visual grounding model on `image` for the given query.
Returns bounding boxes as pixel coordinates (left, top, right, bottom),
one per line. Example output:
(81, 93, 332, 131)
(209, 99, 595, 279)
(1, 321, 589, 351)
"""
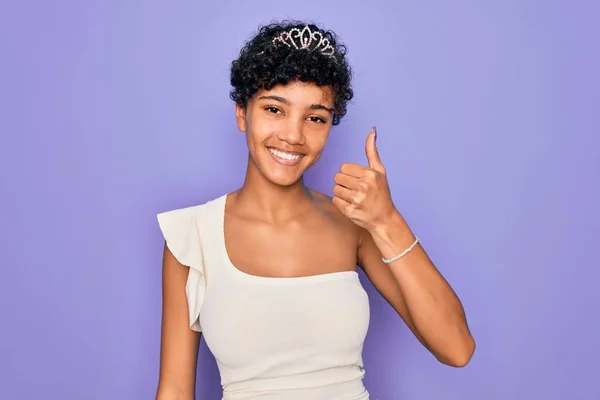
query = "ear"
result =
(235, 104, 247, 132)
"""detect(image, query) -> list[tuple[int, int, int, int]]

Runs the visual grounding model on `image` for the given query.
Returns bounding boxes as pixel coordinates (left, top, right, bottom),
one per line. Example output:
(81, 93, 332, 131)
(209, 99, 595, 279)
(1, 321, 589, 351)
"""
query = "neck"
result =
(233, 154, 316, 223)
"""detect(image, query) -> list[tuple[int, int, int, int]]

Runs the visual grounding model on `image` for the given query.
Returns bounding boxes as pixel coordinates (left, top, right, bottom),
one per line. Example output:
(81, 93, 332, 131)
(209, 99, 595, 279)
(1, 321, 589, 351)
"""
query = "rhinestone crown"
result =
(272, 25, 336, 61)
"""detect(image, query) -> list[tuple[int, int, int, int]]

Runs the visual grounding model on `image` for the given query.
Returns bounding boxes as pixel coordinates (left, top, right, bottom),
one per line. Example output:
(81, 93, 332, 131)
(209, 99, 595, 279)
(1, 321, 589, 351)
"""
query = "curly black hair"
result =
(230, 21, 353, 126)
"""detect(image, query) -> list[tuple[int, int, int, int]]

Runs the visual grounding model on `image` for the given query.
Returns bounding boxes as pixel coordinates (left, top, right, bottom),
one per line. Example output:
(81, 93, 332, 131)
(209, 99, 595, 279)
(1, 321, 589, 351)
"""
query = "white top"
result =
(157, 194, 371, 400)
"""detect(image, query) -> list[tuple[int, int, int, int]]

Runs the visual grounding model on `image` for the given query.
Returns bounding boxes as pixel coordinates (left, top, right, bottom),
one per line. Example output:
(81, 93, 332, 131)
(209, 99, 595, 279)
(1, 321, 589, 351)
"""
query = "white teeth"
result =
(268, 147, 304, 161)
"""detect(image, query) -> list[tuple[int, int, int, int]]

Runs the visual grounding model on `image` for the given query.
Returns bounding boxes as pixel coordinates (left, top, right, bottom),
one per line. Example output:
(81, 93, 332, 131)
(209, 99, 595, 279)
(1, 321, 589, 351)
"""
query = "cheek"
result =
(305, 134, 329, 158)
(244, 125, 269, 147)
(314, 130, 330, 148)
(246, 115, 278, 143)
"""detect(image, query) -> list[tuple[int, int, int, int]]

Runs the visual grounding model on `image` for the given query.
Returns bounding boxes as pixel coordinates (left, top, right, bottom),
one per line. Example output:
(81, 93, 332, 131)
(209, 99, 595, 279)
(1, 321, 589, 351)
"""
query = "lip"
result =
(267, 146, 305, 166)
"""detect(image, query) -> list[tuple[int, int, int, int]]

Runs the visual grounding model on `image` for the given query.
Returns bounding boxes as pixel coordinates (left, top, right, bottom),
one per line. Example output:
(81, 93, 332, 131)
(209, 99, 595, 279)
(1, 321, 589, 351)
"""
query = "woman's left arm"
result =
(332, 127, 475, 367)
(358, 213, 475, 367)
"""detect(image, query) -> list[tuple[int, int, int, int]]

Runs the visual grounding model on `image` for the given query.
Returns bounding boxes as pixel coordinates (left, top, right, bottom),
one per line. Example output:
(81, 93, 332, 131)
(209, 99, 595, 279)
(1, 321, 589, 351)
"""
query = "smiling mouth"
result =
(267, 146, 305, 165)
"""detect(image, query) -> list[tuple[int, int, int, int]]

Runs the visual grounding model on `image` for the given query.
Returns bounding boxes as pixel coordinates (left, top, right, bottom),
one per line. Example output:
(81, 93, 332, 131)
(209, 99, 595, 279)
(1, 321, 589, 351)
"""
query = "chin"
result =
(267, 173, 303, 187)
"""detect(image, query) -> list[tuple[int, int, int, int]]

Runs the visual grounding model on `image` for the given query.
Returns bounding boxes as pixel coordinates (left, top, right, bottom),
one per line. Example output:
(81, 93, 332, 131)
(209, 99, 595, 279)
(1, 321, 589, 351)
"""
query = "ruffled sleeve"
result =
(157, 205, 206, 332)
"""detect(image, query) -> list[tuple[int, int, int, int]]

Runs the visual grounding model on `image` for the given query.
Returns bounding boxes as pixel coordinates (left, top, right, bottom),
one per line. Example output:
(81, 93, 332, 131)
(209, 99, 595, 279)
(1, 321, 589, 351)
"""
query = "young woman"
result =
(156, 21, 475, 400)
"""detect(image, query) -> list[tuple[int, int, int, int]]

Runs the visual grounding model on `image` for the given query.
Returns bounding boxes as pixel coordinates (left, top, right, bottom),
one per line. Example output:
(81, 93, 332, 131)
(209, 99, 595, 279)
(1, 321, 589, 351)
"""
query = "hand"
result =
(332, 127, 397, 232)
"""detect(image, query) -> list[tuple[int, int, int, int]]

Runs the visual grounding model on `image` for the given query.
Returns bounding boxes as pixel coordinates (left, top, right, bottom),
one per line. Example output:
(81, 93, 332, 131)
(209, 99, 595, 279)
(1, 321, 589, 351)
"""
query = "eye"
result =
(308, 116, 327, 124)
(265, 106, 281, 114)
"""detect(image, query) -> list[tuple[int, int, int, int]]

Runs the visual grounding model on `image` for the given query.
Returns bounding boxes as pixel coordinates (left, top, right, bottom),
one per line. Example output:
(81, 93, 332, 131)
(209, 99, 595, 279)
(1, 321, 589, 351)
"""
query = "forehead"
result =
(256, 81, 334, 107)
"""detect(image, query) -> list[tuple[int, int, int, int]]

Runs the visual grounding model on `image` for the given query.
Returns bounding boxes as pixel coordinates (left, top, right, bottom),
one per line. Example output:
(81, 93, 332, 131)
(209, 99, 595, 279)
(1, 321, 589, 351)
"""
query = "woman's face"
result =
(236, 80, 334, 187)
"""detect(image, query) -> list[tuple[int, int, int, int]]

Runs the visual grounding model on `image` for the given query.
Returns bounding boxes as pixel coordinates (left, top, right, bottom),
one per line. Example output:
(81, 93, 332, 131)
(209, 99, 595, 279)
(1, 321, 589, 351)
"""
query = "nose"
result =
(277, 117, 305, 145)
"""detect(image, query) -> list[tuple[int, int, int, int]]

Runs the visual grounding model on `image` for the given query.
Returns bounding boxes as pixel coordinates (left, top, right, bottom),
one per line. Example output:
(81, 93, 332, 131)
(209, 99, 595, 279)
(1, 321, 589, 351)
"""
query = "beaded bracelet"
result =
(381, 236, 420, 264)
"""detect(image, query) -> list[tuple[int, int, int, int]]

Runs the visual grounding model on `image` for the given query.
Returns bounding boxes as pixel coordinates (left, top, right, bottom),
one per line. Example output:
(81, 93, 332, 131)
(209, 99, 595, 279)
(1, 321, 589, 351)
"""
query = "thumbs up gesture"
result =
(332, 127, 397, 232)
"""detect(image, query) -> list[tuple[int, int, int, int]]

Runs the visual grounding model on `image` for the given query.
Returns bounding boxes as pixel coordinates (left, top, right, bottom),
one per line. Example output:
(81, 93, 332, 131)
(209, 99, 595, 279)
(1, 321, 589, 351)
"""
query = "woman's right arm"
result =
(156, 242, 201, 400)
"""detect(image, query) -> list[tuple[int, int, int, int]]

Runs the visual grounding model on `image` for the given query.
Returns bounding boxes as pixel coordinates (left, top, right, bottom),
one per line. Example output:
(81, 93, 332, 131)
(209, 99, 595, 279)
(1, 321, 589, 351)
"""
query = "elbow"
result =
(438, 334, 476, 368)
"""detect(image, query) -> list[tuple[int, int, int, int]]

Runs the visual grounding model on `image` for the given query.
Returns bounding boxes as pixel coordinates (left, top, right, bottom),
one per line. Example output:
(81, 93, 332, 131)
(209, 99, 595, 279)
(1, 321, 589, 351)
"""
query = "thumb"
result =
(365, 127, 385, 173)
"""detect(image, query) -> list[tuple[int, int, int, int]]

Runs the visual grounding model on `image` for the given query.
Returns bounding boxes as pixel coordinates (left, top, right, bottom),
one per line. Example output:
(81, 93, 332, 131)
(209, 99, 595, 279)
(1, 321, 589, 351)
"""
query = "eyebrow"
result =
(258, 95, 335, 113)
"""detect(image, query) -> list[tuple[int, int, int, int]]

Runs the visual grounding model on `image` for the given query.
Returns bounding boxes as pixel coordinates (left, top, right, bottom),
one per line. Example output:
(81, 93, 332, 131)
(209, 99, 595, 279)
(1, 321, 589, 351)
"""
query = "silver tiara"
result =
(272, 25, 336, 60)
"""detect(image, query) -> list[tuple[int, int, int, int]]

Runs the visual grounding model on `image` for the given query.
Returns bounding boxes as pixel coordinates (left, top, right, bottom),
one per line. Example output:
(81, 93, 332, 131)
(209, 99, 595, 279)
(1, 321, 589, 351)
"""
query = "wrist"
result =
(370, 211, 416, 259)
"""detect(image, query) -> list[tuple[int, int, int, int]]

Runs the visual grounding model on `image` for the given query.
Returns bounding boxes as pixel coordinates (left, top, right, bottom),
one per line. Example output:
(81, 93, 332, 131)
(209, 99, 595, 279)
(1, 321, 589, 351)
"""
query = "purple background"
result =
(1, 1, 599, 399)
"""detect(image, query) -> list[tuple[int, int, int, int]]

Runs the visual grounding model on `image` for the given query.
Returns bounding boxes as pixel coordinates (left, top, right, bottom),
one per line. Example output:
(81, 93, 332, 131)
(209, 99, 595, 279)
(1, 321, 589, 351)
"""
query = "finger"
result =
(332, 195, 351, 213)
(332, 184, 354, 203)
(334, 172, 360, 190)
(365, 127, 385, 174)
(340, 162, 367, 178)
